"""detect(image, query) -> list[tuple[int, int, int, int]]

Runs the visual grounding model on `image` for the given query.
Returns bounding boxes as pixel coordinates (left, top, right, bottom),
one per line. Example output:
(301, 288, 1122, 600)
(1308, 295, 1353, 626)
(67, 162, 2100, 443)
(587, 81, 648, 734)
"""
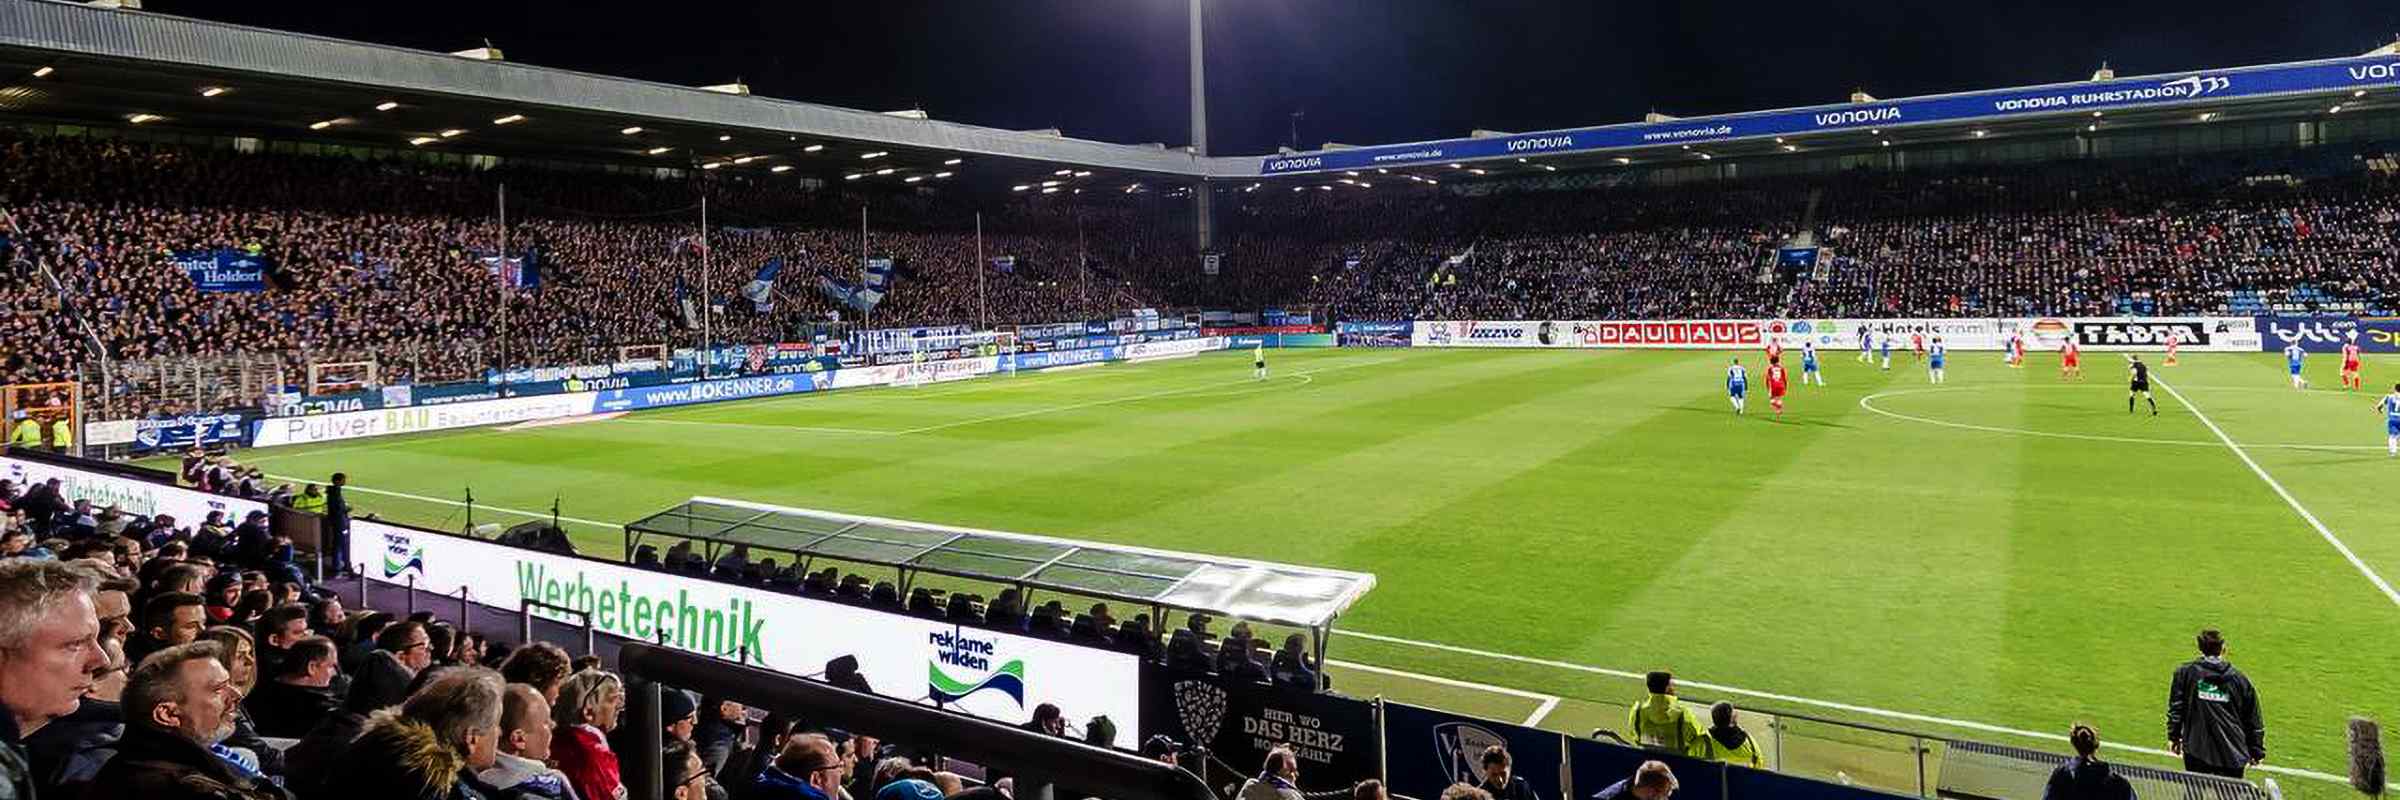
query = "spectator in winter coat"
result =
(1626, 671, 1705, 757)
(245, 636, 340, 738)
(692, 697, 749, 778)
(499, 642, 574, 704)
(551, 669, 627, 800)
(84, 642, 291, 800)
(1588, 761, 1676, 800)
(1476, 745, 1540, 800)
(324, 667, 506, 800)
(480, 683, 578, 800)
(2166, 628, 2265, 778)
(0, 560, 108, 799)
(1237, 747, 1305, 800)
(1694, 701, 1762, 768)
(751, 733, 847, 800)
(2044, 724, 2135, 800)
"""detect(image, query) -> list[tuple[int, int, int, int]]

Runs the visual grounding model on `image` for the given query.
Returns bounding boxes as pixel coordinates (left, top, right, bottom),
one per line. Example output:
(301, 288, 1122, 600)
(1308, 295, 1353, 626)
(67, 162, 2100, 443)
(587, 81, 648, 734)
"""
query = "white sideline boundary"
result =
(264, 472, 620, 532)
(2140, 357, 2400, 608)
(1334, 628, 2347, 783)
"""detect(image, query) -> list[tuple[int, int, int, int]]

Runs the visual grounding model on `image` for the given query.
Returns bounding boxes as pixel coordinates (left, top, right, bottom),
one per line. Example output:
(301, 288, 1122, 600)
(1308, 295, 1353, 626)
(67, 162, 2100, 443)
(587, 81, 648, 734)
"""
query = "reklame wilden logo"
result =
(927, 626, 1026, 706)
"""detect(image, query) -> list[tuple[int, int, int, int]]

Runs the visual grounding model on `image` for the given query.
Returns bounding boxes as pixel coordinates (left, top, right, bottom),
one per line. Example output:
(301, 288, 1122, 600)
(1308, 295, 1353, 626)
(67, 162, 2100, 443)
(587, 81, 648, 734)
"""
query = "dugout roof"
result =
(626, 496, 1377, 628)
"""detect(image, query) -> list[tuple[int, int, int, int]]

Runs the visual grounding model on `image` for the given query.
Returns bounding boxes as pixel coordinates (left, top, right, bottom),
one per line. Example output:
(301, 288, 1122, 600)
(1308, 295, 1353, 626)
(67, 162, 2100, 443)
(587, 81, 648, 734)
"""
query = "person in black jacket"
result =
(2167, 628, 2264, 778)
(246, 636, 341, 738)
(324, 472, 352, 578)
(2044, 724, 2134, 800)
(1475, 745, 1541, 800)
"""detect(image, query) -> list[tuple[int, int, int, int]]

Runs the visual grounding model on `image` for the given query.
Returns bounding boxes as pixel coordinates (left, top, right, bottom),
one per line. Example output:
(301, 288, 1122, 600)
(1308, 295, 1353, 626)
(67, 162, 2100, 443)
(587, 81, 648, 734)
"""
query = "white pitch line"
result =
(1334, 628, 2346, 783)
(1326, 658, 1556, 703)
(265, 473, 620, 531)
(2143, 360, 2400, 609)
(1522, 696, 1563, 728)
(1858, 385, 2385, 452)
(616, 418, 900, 436)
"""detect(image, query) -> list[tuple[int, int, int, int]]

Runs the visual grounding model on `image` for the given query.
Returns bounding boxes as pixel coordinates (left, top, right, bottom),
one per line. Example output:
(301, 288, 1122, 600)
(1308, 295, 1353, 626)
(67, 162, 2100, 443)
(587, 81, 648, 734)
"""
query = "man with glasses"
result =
(378, 620, 435, 675)
(752, 732, 848, 800)
(665, 739, 709, 800)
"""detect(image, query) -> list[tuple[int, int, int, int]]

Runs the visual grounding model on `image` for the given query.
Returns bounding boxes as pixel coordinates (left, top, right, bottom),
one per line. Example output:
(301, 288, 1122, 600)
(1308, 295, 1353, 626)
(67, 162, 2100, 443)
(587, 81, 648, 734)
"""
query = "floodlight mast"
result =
(1189, 0, 1214, 252)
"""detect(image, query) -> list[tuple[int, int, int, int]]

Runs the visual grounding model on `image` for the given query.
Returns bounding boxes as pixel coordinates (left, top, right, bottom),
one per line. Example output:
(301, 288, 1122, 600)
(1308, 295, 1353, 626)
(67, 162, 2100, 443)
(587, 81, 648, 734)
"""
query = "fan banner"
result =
(1139, 666, 1379, 794)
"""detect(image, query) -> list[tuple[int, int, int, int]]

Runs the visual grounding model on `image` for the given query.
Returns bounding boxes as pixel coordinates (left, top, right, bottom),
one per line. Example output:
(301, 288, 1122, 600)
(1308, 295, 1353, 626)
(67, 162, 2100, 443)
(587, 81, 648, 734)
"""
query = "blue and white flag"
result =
(741, 257, 783, 312)
(988, 255, 1016, 275)
(173, 249, 269, 293)
(479, 248, 540, 290)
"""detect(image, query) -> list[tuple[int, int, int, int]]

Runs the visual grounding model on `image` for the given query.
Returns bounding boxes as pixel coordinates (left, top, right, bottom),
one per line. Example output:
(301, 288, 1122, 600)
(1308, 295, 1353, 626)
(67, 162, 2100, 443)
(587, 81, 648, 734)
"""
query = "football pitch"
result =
(205, 347, 2400, 786)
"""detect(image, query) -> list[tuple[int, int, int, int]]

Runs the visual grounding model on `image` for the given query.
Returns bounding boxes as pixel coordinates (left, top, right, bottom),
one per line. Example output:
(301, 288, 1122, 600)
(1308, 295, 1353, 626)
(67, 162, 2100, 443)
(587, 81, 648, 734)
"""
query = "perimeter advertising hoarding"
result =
(1141, 668, 1379, 794)
(361, 520, 1141, 731)
(250, 393, 600, 448)
(0, 455, 267, 526)
(1414, 319, 2258, 351)
(1381, 702, 1565, 800)
(2257, 315, 2400, 353)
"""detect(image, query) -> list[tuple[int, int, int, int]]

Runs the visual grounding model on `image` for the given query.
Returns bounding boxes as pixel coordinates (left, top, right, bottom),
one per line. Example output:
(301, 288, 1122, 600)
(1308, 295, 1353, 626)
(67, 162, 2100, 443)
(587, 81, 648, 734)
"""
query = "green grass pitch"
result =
(199, 347, 2400, 787)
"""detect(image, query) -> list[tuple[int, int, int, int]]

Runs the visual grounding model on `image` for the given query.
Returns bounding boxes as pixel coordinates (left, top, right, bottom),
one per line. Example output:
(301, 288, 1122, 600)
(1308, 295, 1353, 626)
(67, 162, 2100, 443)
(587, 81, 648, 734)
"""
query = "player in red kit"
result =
(2163, 332, 2181, 366)
(2342, 332, 2363, 390)
(1766, 336, 1784, 364)
(1766, 356, 1790, 417)
(2060, 338, 2082, 380)
(1911, 329, 1926, 360)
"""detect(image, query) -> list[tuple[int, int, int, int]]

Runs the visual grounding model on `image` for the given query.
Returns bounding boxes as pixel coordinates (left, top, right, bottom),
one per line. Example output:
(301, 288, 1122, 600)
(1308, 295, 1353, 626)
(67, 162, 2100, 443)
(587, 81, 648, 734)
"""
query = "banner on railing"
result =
(1140, 667, 1379, 794)
(129, 412, 253, 452)
(1381, 702, 1566, 800)
(358, 519, 1142, 732)
(1337, 321, 1413, 348)
(171, 249, 270, 293)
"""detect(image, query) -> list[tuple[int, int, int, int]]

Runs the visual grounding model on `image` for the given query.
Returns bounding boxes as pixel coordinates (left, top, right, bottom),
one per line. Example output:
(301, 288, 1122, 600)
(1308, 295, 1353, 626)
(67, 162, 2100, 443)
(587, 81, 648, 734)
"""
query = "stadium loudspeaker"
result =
(496, 519, 578, 556)
(2352, 716, 2386, 796)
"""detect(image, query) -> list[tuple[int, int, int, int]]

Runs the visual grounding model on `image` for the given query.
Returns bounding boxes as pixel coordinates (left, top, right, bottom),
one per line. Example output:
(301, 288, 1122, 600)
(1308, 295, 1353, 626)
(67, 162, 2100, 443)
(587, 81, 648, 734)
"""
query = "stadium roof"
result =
(1, 0, 2394, 186)
(625, 496, 1378, 629)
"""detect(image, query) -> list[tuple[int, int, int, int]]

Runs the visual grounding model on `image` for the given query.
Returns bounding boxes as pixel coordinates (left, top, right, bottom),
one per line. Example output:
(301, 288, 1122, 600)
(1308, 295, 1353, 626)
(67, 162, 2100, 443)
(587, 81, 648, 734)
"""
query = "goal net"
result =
(2, 382, 80, 455)
(307, 361, 379, 395)
(900, 331, 1016, 388)
(616, 344, 670, 369)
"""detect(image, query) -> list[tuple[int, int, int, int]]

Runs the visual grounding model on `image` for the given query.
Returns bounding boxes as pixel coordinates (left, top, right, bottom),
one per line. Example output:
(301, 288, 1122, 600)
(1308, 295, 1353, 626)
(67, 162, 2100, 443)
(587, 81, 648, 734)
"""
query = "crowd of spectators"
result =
(7, 131, 2400, 419)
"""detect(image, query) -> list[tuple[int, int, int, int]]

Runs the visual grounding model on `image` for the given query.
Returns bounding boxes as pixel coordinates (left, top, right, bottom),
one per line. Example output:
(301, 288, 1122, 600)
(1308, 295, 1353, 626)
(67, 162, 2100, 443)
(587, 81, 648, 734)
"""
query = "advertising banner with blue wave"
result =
(1260, 55, 2400, 174)
(1382, 702, 1564, 800)
(2256, 315, 2400, 353)
(172, 249, 270, 293)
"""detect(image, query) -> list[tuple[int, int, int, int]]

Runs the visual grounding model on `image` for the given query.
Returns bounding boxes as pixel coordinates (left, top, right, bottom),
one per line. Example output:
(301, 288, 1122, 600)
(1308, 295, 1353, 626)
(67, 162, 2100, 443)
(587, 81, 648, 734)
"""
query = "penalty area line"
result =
(2139, 357, 2400, 610)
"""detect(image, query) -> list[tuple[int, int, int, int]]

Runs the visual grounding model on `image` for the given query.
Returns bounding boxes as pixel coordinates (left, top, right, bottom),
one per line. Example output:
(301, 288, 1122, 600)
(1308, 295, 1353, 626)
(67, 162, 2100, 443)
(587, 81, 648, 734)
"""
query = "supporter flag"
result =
(672, 235, 710, 258)
(742, 257, 783, 312)
(173, 248, 269, 293)
(481, 249, 540, 290)
(988, 255, 1016, 275)
(673, 277, 699, 330)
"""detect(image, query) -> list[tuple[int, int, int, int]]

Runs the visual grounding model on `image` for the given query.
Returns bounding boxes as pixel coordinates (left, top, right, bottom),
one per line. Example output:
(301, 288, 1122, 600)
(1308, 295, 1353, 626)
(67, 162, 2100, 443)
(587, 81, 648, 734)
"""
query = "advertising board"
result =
(361, 520, 1140, 730)
(251, 393, 599, 448)
(0, 455, 265, 523)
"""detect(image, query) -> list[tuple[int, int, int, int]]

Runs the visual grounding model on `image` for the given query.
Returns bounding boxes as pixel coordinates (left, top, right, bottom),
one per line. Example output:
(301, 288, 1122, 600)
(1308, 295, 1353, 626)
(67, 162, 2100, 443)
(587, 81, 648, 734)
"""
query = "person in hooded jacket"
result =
(1625, 671, 1704, 757)
(1692, 702, 1761, 768)
(2044, 724, 2135, 800)
(282, 643, 416, 794)
(323, 667, 507, 800)
(2166, 629, 2264, 778)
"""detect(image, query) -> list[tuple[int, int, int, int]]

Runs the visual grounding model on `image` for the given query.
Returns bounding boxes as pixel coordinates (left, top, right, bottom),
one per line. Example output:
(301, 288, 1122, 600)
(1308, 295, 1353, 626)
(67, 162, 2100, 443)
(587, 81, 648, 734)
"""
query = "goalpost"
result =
(616, 344, 670, 369)
(899, 331, 1017, 388)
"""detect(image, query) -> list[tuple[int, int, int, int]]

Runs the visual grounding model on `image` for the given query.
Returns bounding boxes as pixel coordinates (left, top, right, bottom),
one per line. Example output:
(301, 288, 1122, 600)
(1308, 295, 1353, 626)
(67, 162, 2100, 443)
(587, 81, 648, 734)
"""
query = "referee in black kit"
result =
(2128, 355, 2158, 416)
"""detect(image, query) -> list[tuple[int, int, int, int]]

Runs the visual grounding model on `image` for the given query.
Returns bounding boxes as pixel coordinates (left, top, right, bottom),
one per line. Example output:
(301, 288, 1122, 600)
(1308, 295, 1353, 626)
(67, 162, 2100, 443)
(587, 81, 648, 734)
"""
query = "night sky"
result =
(152, 0, 2398, 156)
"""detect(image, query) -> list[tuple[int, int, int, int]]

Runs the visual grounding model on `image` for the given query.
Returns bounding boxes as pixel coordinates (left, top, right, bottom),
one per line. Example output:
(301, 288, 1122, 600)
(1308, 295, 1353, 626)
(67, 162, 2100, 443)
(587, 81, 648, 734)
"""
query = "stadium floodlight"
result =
(31, 66, 54, 78)
(1377, 168, 1389, 174)
(860, 151, 889, 159)
(1054, 168, 1073, 175)
(2086, 124, 2098, 131)
(1540, 165, 1557, 172)
(620, 126, 643, 135)
(646, 146, 671, 155)
(2355, 89, 2369, 98)
(1356, 181, 1372, 187)
(1973, 129, 1987, 137)
(1041, 186, 1060, 193)
(2197, 112, 2217, 121)
(1879, 139, 1890, 147)
(1469, 168, 1487, 175)
(1614, 157, 1631, 165)
(702, 162, 724, 170)
(493, 114, 526, 125)
(1337, 178, 1355, 185)
(1773, 137, 1784, 143)
(1447, 162, 1462, 168)
(1869, 128, 1880, 135)
(374, 101, 400, 111)
(1041, 180, 1061, 187)
(904, 175, 923, 183)
(1291, 186, 1303, 192)
(1696, 153, 1713, 160)
(803, 144, 824, 152)
(309, 119, 343, 130)
(1074, 171, 1092, 177)
(1346, 170, 1361, 175)
(2330, 104, 2345, 114)
(845, 173, 864, 180)
(126, 113, 161, 124)
(718, 134, 732, 141)
(875, 167, 895, 175)
(199, 86, 228, 97)
(2091, 111, 2103, 117)
(1426, 179, 1439, 185)
(770, 165, 793, 173)
(440, 128, 466, 137)
(934, 172, 952, 178)
(944, 158, 963, 165)
(409, 136, 438, 146)
(1782, 144, 1798, 152)
(732, 156, 757, 164)
(1011, 184, 1030, 191)
(1681, 144, 1691, 150)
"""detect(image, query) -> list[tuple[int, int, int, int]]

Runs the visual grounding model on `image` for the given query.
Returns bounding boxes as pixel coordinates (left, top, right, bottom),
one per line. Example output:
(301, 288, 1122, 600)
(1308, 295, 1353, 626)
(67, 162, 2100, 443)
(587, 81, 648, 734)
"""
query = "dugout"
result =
(622, 496, 1377, 671)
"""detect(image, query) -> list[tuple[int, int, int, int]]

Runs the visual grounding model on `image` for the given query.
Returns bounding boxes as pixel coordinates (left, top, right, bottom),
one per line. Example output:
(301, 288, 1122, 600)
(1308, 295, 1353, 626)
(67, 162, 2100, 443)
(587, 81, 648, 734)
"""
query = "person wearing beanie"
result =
(1694, 702, 1762, 768)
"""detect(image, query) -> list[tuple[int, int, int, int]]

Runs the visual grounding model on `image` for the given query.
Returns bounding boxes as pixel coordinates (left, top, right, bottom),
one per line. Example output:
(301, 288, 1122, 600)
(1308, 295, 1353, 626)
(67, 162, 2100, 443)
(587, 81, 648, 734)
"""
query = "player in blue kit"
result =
(2285, 342, 2308, 390)
(2379, 383, 2400, 457)
(1800, 340, 1824, 386)
(1878, 328, 1894, 370)
(1726, 357, 1749, 415)
(1927, 336, 1948, 384)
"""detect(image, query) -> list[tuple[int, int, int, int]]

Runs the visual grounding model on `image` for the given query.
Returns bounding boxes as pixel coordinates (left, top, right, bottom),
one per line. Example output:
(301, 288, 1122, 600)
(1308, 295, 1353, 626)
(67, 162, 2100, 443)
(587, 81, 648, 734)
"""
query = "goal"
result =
(899, 331, 1016, 388)
(2, 382, 81, 456)
(307, 360, 379, 395)
(616, 344, 670, 369)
